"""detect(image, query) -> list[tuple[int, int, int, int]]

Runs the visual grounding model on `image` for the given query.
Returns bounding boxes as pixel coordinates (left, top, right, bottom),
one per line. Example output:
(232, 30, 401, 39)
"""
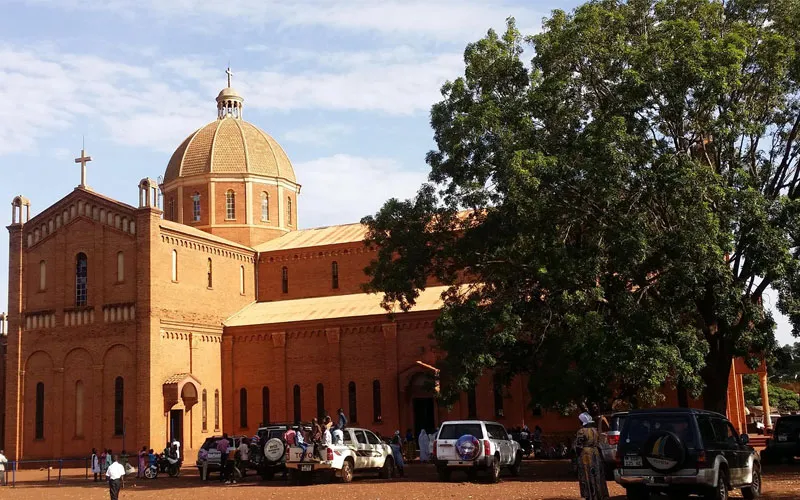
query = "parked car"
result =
(432, 420, 521, 483)
(253, 423, 311, 480)
(762, 414, 800, 464)
(615, 408, 761, 500)
(196, 435, 248, 479)
(599, 411, 628, 478)
(285, 427, 397, 484)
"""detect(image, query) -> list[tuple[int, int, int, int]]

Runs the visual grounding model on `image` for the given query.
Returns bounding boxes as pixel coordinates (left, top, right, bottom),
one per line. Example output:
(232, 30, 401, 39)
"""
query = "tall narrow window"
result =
(207, 258, 213, 288)
(281, 267, 289, 294)
(168, 198, 175, 220)
(76, 380, 85, 437)
(114, 376, 124, 435)
(493, 376, 504, 418)
(331, 261, 339, 289)
(226, 190, 236, 220)
(192, 192, 201, 222)
(35, 382, 45, 439)
(260, 192, 269, 221)
(75, 253, 88, 306)
(171, 250, 178, 282)
(316, 383, 325, 421)
(202, 389, 208, 432)
(117, 252, 124, 282)
(240, 265, 245, 294)
(287, 197, 292, 225)
(348, 382, 357, 424)
(214, 390, 220, 431)
(293, 385, 301, 423)
(262, 387, 270, 425)
(39, 260, 46, 291)
(239, 388, 248, 428)
(467, 387, 477, 419)
(372, 380, 382, 423)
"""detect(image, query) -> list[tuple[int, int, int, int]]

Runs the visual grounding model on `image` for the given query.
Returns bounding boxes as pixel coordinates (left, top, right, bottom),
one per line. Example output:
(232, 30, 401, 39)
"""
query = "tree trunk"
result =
(701, 350, 731, 414)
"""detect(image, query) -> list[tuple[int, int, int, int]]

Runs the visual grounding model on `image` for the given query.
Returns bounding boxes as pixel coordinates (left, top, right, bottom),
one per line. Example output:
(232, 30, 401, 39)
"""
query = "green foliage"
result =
(363, 0, 800, 413)
(771, 342, 800, 382)
(743, 374, 800, 411)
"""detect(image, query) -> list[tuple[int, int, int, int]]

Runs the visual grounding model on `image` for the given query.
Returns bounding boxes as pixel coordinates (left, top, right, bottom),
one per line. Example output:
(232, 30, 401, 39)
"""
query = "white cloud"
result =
(282, 124, 353, 146)
(296, 154, 427, 227)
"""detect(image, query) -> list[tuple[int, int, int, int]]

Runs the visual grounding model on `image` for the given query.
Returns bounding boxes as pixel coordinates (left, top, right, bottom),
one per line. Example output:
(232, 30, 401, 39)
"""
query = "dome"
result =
(163, 116, 297, 184)
(217, 87, 242, 100)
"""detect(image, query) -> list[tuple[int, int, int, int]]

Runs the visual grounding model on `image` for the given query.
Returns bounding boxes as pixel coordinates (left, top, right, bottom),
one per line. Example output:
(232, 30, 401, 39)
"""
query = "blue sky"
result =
(0, 0, 796, 346)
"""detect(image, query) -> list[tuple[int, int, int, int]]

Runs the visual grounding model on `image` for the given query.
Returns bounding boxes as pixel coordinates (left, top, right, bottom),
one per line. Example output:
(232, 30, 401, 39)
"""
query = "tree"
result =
(743, 375, 800, 411)
(771, 342, 800, 383)
(362, 0, 800, 414)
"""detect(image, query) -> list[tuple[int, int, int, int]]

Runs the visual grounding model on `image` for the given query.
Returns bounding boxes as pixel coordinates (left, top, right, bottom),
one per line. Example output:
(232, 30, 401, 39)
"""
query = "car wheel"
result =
(437, 467, 451, 482)
(625, 486, 649, 500)
(705, 470, 728, 500)
(340, 459, 354, 483)
(485, 455, 501, 484)
(261, 469, 275, 481)
(508, 452, 522, 477)
(379, 456, 394, 479)
(742, 464, 762, 499)
(466, 469, 478, 481)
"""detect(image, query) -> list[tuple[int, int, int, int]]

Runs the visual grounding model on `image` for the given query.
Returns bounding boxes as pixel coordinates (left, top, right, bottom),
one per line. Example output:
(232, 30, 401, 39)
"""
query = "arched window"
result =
(192, 192, 201, 222)
(202, 389, 208, 432)
(226, 190, 236, 220)
(114, 376, 124, 435)
(75, 253, 88, 306)
(35, 382, 45, 439)
(262, 387, 270, 426)
(117, 252, 124, 282)
(348, 382, 357, 424)
(168, 198, 175, 220)
(293, 384, 301, 423)
(316, 383, 325, 421)
(76, 380, 85, 437)
(372, 380, 382, 423)
(493, 376, 504, 418)
(331, 261, 339, 289)
(287, 197, 292, 225)
(214, 390, 220, 431)
(39, 260, 46, 291)
(260, 192, 269, 221)
(207, 258, 213, 288)
(171, 250, 178, 282)
(467, 387, 477, 419)
(281, 267, 288, 294)
(240, 265, 245, 294)
(239, 388, 248, 428)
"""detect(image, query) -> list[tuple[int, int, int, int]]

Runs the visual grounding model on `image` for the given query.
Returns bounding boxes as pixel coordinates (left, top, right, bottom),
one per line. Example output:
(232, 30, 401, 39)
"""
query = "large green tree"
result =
(362, 0, 800, 414)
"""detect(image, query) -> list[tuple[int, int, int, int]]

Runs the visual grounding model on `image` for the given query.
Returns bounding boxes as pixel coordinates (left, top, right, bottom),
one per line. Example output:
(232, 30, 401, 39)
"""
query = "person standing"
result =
(0, 449, 8, 486)
(216, 434, 230, 484)
(91, 448, 101, 482)
(105, 449, 113, 474)
(137, 447, 147, 479)
(237, 437, 250, 477)
(574, 412, 609, 500)
(418, 429, 430, 463)
(390, 431, 405, 477)
(106, 455, 126, 500)
(336, 408, 347, 433)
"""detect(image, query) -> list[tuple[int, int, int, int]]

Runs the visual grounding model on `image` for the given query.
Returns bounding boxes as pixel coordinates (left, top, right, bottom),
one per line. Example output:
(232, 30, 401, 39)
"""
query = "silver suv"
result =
(433, 420, 521, 483)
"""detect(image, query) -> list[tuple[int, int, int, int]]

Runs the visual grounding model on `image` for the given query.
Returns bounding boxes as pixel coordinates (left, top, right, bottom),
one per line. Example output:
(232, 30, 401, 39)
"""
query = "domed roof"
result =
(163, 116, 297, 184)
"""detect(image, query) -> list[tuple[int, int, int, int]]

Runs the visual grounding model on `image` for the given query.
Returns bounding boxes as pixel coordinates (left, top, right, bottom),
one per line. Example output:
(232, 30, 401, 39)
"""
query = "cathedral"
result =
(0, 73, 768, 461)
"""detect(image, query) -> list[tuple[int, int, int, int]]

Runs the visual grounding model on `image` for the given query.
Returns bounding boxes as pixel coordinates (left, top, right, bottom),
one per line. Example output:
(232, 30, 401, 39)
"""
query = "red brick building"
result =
(1, 77, 770, 461)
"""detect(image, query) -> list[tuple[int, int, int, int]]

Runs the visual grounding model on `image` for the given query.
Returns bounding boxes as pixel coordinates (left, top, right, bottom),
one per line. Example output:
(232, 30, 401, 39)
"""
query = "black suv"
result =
(615, 408, 761, 500)
(762, 415, 800, 464)
(253, 423, 312, 480)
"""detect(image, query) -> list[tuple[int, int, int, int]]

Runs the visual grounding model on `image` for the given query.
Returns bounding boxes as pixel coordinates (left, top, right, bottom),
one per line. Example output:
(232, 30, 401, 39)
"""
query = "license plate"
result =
(624, 455, 642, 467)
(777, 435, 788, 442)
(300, 464, 312, 472)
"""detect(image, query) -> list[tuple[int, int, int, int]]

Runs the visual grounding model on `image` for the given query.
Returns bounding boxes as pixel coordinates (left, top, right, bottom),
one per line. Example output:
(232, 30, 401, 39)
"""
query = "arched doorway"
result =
(163, 373, 201, 455)
(408, 372, 436, 437)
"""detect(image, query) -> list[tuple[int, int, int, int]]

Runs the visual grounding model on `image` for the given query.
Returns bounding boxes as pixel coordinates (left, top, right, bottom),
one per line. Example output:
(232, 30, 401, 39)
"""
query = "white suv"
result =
(433, 420, 522, 483)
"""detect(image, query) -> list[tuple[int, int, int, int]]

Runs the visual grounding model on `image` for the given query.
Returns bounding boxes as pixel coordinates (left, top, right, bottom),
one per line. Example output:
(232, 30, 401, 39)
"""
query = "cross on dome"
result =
(74, 147, 92, 189)
(226, 66, 233, 87)
(217, 66, 244, 120)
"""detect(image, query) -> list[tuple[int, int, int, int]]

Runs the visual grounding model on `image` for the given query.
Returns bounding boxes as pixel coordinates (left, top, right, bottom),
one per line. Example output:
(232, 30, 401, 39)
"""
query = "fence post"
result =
(47, 460, 51, 482)
(58, 459, 63, 484)
(12, 460, 16, 487)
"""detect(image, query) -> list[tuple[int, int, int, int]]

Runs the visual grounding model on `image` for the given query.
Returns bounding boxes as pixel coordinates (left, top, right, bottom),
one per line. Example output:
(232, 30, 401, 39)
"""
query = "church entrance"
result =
(413, 398, 435, 437)
(169, 409, 183, 449)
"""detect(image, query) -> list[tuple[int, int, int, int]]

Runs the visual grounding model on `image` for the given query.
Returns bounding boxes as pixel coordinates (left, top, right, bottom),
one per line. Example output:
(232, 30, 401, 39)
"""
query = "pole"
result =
(58, 459, 62, 484)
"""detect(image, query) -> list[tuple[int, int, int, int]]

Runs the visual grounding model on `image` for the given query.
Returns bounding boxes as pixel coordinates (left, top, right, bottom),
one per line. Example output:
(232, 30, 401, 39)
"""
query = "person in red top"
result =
(216, 434, 230, 484)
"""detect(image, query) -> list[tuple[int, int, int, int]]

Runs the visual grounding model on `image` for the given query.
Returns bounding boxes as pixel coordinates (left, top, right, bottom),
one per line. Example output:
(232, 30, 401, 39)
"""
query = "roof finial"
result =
(226, 66, 233, 88)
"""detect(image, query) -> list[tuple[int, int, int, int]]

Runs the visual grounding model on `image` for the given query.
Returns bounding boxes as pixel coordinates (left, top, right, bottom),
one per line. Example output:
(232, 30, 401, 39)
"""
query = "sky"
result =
(0, 0, 796, 346)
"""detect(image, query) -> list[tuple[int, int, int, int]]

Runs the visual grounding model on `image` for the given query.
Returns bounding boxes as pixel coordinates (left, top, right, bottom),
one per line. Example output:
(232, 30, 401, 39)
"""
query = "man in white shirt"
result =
(105, 455, 125, 500)
(237, 438, 250, 477)
(0, 449, 8, 486)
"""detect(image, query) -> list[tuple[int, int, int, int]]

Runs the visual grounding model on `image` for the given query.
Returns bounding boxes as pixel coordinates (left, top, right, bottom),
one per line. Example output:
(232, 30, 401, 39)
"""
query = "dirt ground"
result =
(1, 460, 798, 500)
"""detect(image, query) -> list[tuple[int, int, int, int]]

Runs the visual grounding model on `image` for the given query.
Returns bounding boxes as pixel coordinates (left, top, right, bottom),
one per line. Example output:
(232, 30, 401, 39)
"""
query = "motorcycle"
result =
(157, 453, 181, 477)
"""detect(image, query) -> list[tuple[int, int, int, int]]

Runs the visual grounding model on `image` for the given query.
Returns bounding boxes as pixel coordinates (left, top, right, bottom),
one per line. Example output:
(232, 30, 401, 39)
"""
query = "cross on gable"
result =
(74, 148, 92, 189)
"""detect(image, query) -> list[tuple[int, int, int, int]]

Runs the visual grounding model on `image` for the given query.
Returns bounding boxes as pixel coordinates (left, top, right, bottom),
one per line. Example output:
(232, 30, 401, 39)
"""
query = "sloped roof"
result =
(224, 285, 450, 327)
(160, 219, 255, 252)
(253, 222, 368, 252)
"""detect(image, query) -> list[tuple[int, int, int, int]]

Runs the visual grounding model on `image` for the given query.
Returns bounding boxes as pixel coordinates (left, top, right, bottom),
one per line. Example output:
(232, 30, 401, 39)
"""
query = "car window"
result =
(622, 415, 696, 448)
(774, 418, 800, 436)
(439, 424, 484, 440)
(268, 430, 284, 440)
(611, 415, 627, 432)
(486, 424, 508, 440)
(710, 418, 737, 446)
(201, 438, 218, 451)
(355, 431, 368, 445)
(697, 416, 715, 446)
(343, 430, 353, 444)
(366, 431, 382, 445)
(724, 422, 739, 444)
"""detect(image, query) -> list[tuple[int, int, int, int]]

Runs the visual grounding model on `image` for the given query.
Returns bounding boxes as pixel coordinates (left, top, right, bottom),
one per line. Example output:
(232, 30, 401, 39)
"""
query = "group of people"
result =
(90, 448, 117, 482)
(210, 433, 255, 484)
(283, 408, 348, 462)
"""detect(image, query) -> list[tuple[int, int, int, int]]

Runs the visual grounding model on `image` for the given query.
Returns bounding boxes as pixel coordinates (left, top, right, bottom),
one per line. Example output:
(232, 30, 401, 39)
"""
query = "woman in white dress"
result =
(90, 448, 101, 482)
(418, 429, 431, 462)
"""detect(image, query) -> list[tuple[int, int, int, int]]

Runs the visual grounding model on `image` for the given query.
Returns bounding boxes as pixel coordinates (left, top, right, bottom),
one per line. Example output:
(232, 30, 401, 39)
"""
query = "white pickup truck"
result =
(285, 427, 396, 484)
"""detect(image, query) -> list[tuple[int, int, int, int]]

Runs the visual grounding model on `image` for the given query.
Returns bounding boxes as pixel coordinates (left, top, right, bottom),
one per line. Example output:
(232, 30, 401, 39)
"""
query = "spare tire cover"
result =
(642, 431, 686, 473)
(455, 434, 481, 461)
(263, 438, 285, 463)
